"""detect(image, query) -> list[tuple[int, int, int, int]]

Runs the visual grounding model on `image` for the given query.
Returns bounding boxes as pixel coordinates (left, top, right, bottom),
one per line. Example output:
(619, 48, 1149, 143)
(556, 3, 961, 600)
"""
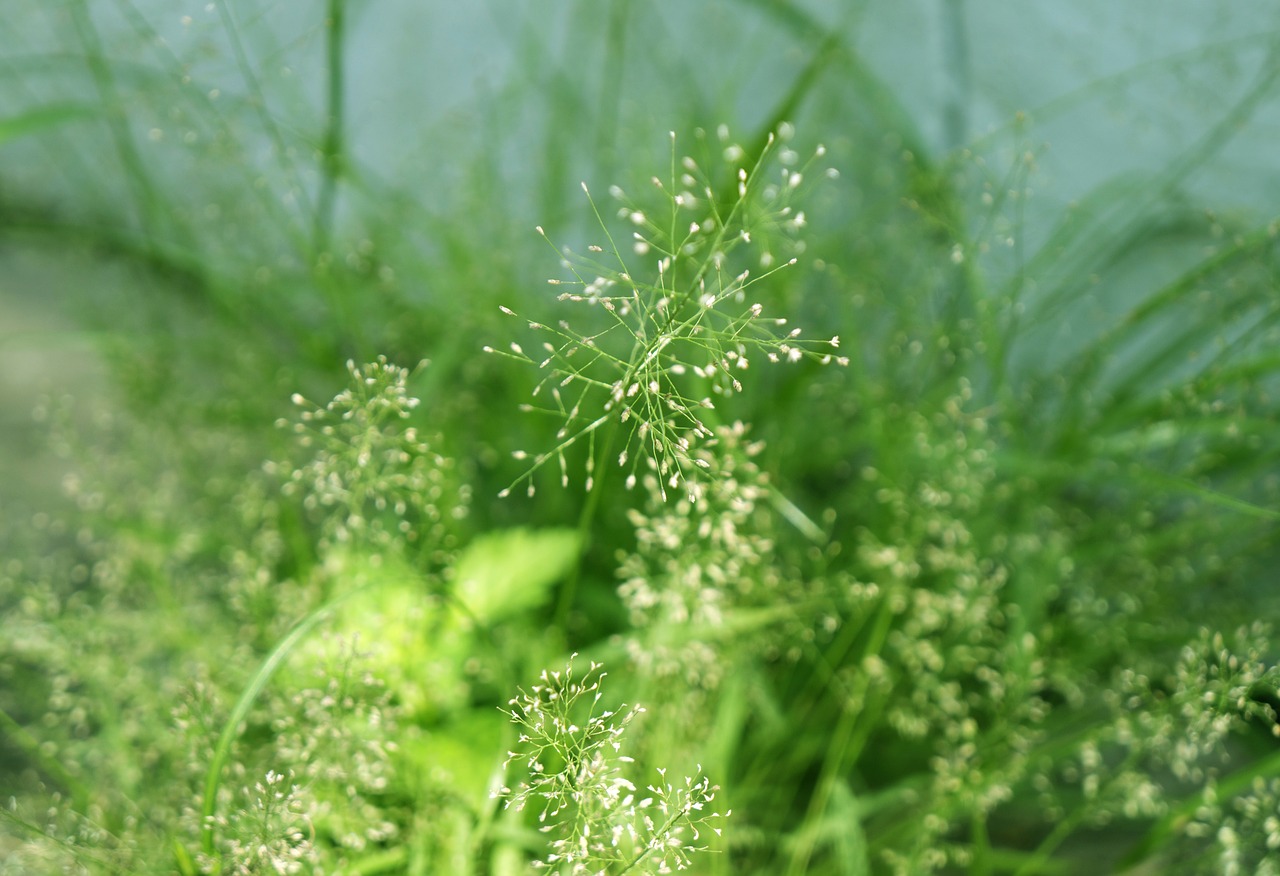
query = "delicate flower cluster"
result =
(496, 656, 727, 874)
(858, 406, 1032, 745)
(216, 769, 317, 876)
(272, 356, 468, 558)
(179, 637, 401, 875)
(266, 635, 400, 853)
(618, 422, 789, 691)
(839, 397, 1061, 874)
(1195, 775, 1280, 876)
(488, 127, 845, 502)
(1071, 622, 1280, 870)
(1112, 623, 1280, 784)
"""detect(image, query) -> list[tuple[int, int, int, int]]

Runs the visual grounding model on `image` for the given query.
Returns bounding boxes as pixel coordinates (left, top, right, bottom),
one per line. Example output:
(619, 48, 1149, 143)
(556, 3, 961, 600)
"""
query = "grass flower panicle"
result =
(497, 655, 727, 874)
(216, 769, 317, 876)
(618, 421, 795, 692)
(272, 356, 468, 561)
(177, 634, 402, 875)
(489, 128, 845, 502)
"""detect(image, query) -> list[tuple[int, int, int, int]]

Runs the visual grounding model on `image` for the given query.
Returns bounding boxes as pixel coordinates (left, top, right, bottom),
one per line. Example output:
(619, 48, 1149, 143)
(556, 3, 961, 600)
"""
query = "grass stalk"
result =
(314, 0, 347, 256)
(782, 681, 866, 876)
(68, 0, 163, 250)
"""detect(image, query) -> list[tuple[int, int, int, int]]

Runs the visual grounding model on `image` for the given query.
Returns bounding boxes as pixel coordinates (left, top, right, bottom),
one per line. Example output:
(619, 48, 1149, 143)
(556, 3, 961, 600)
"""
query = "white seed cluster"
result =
(489, 126, 845, 502)
(496, 656, 727, 874)
(216, 770, 317, 876)
(843, 398, 1056, 873)
(274, 356, 468, 559)
(618, 422, 784, 691)
(193, 637, 401, 874)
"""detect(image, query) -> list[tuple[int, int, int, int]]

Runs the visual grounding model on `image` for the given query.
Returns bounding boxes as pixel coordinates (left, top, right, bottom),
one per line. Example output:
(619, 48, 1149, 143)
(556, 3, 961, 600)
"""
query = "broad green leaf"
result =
(452, 528, 582, 625)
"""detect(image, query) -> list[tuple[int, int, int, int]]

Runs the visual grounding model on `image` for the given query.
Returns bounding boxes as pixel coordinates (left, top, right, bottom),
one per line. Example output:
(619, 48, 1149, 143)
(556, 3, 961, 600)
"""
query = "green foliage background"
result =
(3, 1, 1280, 874)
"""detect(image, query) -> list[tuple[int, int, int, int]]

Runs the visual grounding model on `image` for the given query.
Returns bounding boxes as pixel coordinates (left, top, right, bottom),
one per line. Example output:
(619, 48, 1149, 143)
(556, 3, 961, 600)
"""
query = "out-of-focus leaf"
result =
(398, 708, 507, 810)
(452, 528, 582, 625)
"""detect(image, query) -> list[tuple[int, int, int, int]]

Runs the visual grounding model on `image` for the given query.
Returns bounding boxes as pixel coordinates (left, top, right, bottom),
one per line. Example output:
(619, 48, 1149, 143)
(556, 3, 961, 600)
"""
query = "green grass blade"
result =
(198, 587, 363, 858)
(0, 103, 97, 145)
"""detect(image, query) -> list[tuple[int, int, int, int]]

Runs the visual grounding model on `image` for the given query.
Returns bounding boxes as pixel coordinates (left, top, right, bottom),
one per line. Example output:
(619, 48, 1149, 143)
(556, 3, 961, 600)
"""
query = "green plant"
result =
(487, 127, 844, 506)
(5, 3, 1280, 875)
(497, 655, 727, 875)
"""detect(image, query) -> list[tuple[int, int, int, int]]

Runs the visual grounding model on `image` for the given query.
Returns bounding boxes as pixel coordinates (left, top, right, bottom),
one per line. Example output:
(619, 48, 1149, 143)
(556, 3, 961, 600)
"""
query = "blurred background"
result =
(5, 2, 1279, 514)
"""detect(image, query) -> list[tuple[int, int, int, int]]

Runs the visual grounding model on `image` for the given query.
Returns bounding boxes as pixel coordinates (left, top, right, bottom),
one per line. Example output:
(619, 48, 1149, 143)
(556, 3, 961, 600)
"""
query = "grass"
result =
(3, 1, 1280, 874)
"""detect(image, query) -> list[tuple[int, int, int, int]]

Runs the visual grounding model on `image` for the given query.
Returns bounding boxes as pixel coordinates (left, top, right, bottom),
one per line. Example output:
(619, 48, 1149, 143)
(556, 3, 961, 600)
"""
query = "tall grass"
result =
(3, 2, 1280, 874)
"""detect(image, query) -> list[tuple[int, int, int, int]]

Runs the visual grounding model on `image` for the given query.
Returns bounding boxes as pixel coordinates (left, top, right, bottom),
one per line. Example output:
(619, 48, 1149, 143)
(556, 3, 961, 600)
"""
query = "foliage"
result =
(3, 2, 1280, 875)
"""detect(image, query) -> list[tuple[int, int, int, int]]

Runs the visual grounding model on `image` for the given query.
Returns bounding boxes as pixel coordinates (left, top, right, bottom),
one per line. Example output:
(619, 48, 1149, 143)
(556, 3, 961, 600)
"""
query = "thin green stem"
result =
(969, 809, 993, 876)
(212, 0, 313, 224)
(553, 415, 621, 628)
(783, 685, 862, 876)
(314, 0, 346, 255)
(69, 0, 163, 250)
(615, 802, 697, 876)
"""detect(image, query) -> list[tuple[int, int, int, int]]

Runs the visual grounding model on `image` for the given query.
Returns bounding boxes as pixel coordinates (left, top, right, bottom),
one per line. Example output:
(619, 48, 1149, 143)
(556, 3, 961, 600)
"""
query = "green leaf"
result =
(398, 708, 508, 810)
(284, 548, 459, 719)
(452, 528, 582, 625)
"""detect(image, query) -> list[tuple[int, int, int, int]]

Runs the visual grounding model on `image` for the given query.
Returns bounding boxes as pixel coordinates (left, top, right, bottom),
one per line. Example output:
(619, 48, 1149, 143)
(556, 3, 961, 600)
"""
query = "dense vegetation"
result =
(3, 2, 1280, 874)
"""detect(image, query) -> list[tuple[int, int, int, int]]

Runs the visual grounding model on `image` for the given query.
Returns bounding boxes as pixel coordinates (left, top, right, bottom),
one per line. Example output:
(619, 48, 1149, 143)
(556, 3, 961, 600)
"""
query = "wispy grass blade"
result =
(0, 102, 98, 144)
(199, 585, 367, 858)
